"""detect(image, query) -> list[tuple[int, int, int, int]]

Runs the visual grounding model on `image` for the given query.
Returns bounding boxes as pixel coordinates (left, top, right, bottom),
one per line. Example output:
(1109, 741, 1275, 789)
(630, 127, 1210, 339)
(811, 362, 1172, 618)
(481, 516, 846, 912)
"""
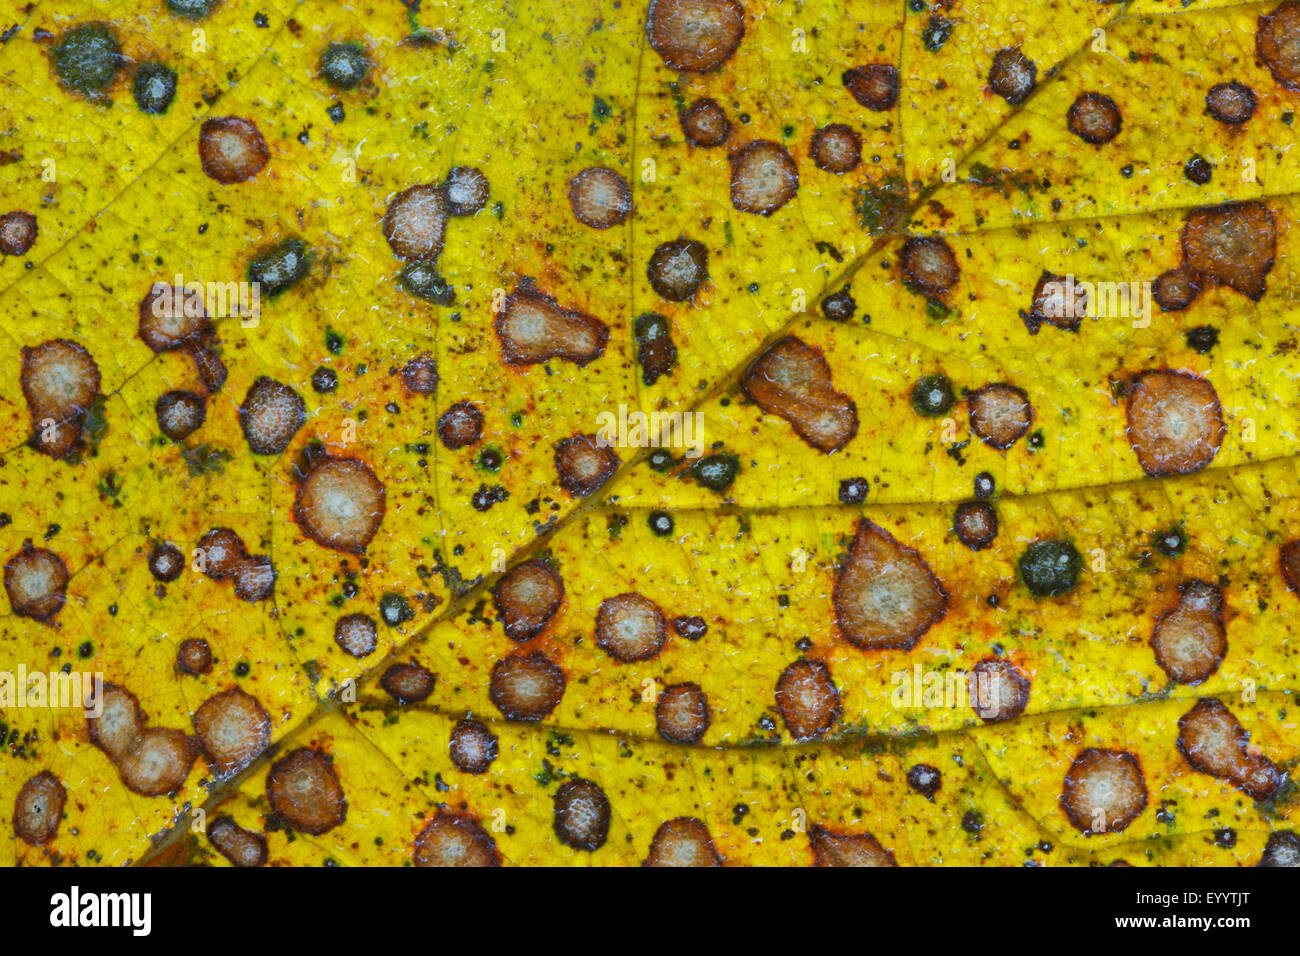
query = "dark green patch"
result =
(248, 238, 310, 297)
(398, 260, 455, 304)
(690, 452, 740, 492)
(910, 374, 955, 417)
(1018, 540, 1082, 597)
(319, 41, 370, 90)
(52, 23, 121, 95)
(132, 63, 177, 114)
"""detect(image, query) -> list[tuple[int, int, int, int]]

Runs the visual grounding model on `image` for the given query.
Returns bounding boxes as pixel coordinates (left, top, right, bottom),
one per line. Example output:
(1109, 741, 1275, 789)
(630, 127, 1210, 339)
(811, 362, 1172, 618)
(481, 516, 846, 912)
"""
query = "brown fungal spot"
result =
(1281, 539, 1300, 595)
(437, 402, 484, 449)
(1181, 202, 1277, 300)
(176, 637, 213, 675)
(1124, 370, 1225, 477)
(87, 683, 143, 760)
(493, 559, 564, 641)
(1061, 748, 1148, 835)
(775, 659, 841, 741)
(414, 812, 500, 866)
(193, 687, 271, 778)
(233, 554, 276, 602)
(833, 520, 947, 651)
(553, 778, 610, 851)
(382, 184, 448, 260)
(334, 613, 378, 657)
(843, 64, 898, 111)
(148, 541, 185, 582)
(655, 681, 711, 744)
(294, 456, 387, 553)
(1026, 271, 1085, 334)
(0, 210, 38, 256)
(899, 237, 959, 297)
(239, 376, 305, 456)
(155, 389, 206, 440)
(380, 661, 436, 704)
(1206, 82, 1257, 125)
(741, 336, 857, 453)
(4, 541, 69, 622)
(118, 727, 198, 796)
(635, 313, 677, 386)
(1067, 92, 1122, 145)
(401, 352, 439, 395)
(970, 657, 1030, 722)
(444, 166, 489, 216)
(968, 383, 1033, 451)
(495, 288, 609, 366)
(953, 500, 997, 551)
(645, 817, 722, 866)
(138, 283, 209, 353)
(646, 0, 744, 72)
(1152, 267, 1202, 312)
(729, 140, 798, 215)
(567, 166, 631, 230)
(595, 592, 667, 662)
(680, 97, 730, 147)
(207, 816, 268, 867)
(988, 46, 1037, 105)
(810, 123, 861, 174)
(809, 825, 896, 866)
(1259, 831, 1300, 867)
(554, 433, 621, 497)
(20, 339, 101, 459)
(196, 527, 248, 580)
(1257, 1, 1300, 91)
(1151, 580, 1226, 684)
(198, 116, 269, 184)
(646, 238, 709, 302)
(673, 615, 708, 641)
(13, 771, 66, 846)
(449, 717, 498, 774)
(192, 345, 228, 394)
(266, 748, 347, 835)
(489, 652, 566, 721)
(1177, 697, 1283, 801)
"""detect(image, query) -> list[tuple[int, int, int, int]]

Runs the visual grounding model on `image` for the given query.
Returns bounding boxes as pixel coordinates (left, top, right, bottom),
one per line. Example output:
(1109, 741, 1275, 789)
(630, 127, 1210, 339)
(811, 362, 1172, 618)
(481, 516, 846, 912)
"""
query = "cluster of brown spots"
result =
(988, 47, 1037, 105)
(380, 661, 436, 704)
(4, 540, 69, 622)
(1206, 82, 1257, 125)
(1150, 580, 1226, 684)
(495, 287, 609, 366)
(953, 500, 997, 551)
(86, 683, 198, 797)
(266, 748, 347, 834)
(176, 637, 213, 675)
(1177, 698, 1283, 801)
(742, 337, 857, 453)
(1025, 271, 1085, 334)
(553, 778, 610, 851)
(414, 811, 500, 866)
(383, 184, 448, 260)
(647, 238, 709, 301)
(655, 682, 711, 744)
(155, 390, 207, 441)
(645, 818, 723, 866)
(0, 210, 38, 256)
(810, 124, 861, 174)
(646, 0, 745, 72)
(968, 383, 1033, 451)
(1257, 2, 1300, 91)
(1152, 266, 1202, 313)
(899, 237, 959, 297)
(489, 652, 566, 721)
(970, 657, 1030, 722)
(1181, 202, 1277, 301)
(20, 339, 102, 459)
(444, 166, 490, 216)
(1124, 370, 1224, 477)
(334, 612, 378, 657)
(493, 559, 564, 640)
(198, 116, 269, 183)
(1060, 748, 1148, 835)
(595, 592, 667, 662)
(775, 660, 841, 741)
(1259, 831, 1300, 866)
(193, 687, 271, 778)
(239, 376, 305, 455)
(12, 771, 66, 846)
(401, 352, 439, 395)
(207, 816, 268, 867)
(137, 283, 228, 399)
(673, 615, 708, 640)
(680, 97, 730, 147)
(634, 313, 678, 386)
(555, 434, 621, 497)
(437, 402, 484, 449)
(449, 717, 498, 774)
(833, 520, 947, 650)
(293, 455, 386, 553)
(843, 64, 899, 111)
(729, 140, 799, 215)
(567, 167, 632, 230)
(1067, 92, 1122, 144)
(196, 527, 277, 602)
(809, 825, 896, 866)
